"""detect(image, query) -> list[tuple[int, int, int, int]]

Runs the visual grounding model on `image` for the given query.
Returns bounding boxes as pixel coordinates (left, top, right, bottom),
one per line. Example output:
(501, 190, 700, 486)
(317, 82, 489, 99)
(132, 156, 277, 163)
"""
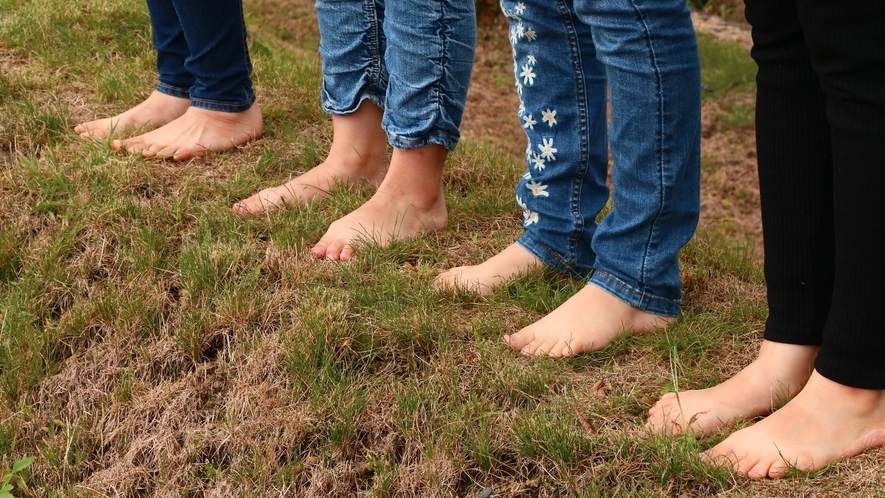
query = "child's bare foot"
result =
(115, 104, 263, 160)
(646, 341, 818, 435)
(503, 283, 674, 357)
(433, 242, 541, 295)
(310, 144, 449, 262)
(74, 91, 191, 140)
(232, 104, 389, 215)
(704, 370, 885, 479)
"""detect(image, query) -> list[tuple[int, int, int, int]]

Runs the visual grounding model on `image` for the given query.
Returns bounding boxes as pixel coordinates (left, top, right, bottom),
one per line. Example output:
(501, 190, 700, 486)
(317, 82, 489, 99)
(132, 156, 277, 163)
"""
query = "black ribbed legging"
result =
(744, 0, 885, 389)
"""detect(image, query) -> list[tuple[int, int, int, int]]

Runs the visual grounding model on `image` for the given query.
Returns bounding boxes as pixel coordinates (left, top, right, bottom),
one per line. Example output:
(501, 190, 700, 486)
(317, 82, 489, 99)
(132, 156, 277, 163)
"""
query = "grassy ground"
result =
(1, 0, 884, 496)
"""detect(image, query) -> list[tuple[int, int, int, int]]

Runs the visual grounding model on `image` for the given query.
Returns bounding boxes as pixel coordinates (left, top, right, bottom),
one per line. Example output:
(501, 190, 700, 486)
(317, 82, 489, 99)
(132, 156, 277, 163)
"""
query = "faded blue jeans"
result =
(147, 0, 256, 112)
(504, 0, 701, 316)
(315, 0, 476, 150)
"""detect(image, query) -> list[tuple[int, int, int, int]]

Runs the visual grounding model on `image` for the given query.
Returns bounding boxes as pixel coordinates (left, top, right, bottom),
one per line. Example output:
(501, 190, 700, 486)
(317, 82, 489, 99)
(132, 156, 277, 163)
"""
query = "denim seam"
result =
(190, 97, 254, 109)
(365, 0, 383, 95)
(435, 0, 447, 137)
(555, 0, 590, 265)
(628, 0, 667, 290)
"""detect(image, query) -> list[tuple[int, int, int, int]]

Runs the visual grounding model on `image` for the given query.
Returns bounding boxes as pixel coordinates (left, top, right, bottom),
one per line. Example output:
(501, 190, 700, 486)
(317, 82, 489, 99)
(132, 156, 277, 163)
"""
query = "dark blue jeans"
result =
(146, 0, 256, 112)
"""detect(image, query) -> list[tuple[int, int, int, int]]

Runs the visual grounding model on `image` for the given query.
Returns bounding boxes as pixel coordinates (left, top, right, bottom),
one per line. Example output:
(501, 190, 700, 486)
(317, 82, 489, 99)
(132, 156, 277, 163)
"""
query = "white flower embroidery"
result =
(525, 142, 532, 159)
(522, 114, 537, 130)
(541, 109, 557, 127)
(522, 170, 532, 180)
(526, 180, 549, 197)
(510, 26, 519, 45)
(516, 81, 523, 96)
(527, 54, 537, 65)
(531, 153, 546, 171)
(524, 210, 539, 226)
(518, 100, 525, 115)
(520, 64, 536, 85)
(538, 137, 558, 161)
(515, 2, 526, 15)
(525, 27, 537, 41)
(516, 23, 525, 39)
(517, 195, 527, 210)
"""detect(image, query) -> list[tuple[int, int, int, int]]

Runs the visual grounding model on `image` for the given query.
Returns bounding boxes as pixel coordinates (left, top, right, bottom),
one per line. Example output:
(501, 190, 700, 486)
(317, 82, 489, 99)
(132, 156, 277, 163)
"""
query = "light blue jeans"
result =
(315, 0, 476, 151)
(504, 0, 701, 317)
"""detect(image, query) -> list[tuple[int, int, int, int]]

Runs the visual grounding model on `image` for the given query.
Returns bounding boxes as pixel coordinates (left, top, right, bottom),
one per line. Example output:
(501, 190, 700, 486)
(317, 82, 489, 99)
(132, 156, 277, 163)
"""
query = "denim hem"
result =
(516, 234, 593, 280)
(388, 132, 458, 152)
(588, 270, 680, 317)
(322, 95, 386, 117)
(190, 95, 257, 113)
(156, 83, 190, 100)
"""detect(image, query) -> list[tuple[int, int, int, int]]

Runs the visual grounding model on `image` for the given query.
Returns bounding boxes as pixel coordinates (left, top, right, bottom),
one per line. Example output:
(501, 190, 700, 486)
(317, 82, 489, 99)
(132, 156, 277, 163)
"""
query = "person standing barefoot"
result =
(649, 0, 885, 478)
(75, 0, 263, 160)
(233, 0, 476, 262)
(435, 0, 702, 356)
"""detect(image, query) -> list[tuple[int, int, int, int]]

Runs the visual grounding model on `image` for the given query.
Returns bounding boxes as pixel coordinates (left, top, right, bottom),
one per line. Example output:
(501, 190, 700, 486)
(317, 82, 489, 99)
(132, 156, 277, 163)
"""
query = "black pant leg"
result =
(796, 0, 885, 389)
(744, 0, 834, 346)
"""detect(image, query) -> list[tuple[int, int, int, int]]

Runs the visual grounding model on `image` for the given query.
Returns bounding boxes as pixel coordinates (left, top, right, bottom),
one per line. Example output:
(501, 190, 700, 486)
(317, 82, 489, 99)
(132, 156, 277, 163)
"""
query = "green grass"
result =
(0, 0, 880, 496)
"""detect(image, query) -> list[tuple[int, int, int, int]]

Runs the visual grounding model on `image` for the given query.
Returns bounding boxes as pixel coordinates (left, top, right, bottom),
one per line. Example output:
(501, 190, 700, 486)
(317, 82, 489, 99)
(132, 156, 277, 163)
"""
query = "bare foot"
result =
(433, 242, 541, 295)
(503, 283, 674, 357)
(115, 104, 263, 160)
(646, 341, 818, 435)
(705, 370, 885, 479)
(232, 104, 388, 215)
(310, 144, 449, 262)
(74, 91, 191, 141)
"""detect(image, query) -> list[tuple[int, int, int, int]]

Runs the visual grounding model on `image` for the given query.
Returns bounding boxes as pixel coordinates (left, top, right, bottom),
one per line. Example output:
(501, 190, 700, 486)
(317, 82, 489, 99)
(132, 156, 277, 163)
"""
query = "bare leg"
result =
(74, 91, 190, 141)
(433, 242, 542, 295)
(646, 341, 818, 435)
(115, 103, 263, 161)
(705, 370, 885, 479)
(309, 143, 449, 261)
(503, 283, 674, 357)
(232, 102, 389, 214)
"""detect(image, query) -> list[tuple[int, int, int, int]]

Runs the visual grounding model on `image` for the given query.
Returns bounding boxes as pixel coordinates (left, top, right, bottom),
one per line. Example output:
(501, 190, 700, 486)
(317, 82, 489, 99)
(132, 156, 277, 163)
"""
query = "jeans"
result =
(315, 0, 476, 151)
(147, 0, 256, 112)
(503, 0, 701, 317)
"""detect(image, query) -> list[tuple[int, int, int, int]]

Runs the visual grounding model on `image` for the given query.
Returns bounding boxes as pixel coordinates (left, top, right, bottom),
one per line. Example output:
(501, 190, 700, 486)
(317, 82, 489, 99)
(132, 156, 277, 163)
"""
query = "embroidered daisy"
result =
(510, 26, 519, 45)
(516, 81, 523, 95)
(517, 195, 527, 210)
(525, 142, 532, 160)
(516, 23, 525, 39)
(526, 180, 549, 197)
(520, 63, 536, 85)
(518, 100, 525, 115)
(531, 153, 546, 171)
(524, 210, 539, 226)
(525, 27, 537, 41)
(515, 2, 526, 15)
(522, 114, 537, 130)
(522, 170, 532, 180)
(526, 54, 537, 65)
(541, 109, 557, 127)
(538, 137, 558, 161)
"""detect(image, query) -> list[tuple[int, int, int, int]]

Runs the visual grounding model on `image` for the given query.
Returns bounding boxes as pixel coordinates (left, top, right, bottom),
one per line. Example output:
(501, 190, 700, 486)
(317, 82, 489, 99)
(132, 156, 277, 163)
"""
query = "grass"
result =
(1, 0, 883, 496)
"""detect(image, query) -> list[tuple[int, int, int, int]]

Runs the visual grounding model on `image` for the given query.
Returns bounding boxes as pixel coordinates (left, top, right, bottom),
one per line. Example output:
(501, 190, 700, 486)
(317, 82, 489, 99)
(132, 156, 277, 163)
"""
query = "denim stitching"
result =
(626, 0, 667, 290)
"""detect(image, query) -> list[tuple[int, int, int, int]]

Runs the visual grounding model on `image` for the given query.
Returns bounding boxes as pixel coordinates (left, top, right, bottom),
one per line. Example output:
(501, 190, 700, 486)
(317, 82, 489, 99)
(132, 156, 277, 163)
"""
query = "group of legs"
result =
(74, 0, 885, 479)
